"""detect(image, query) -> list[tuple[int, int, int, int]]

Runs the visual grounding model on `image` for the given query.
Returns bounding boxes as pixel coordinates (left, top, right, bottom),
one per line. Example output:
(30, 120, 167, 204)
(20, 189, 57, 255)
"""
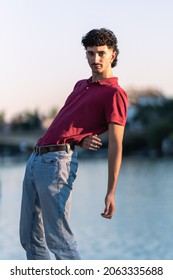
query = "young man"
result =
(19, 28, 128, 260)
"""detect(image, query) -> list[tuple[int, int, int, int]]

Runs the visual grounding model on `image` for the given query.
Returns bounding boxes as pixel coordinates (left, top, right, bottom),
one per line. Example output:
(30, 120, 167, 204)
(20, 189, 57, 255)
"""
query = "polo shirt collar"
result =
(87, 76, 118, 86)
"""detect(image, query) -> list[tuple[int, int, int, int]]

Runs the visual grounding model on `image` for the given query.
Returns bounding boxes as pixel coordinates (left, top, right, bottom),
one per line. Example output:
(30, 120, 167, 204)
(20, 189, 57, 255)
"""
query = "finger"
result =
(91, 139, 102, 147)
(101, 210, 113, 219)
(91, 137, 102, 148)
(91, 135, 102, 143)
(101, 204, 109, 216)
(101, 213, 112, 219)
(101, 209, 114, 219)
(90, 143, 101, 150)
(88, 146, 98, 151)
(101, 204, 115, 219)
(82, 136, 101, 150)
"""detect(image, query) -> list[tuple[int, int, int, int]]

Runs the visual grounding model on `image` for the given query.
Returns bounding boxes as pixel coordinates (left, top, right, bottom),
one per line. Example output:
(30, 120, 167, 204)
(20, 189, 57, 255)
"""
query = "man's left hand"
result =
(101, 193, 115, 219)
(79, 134, 102, 151)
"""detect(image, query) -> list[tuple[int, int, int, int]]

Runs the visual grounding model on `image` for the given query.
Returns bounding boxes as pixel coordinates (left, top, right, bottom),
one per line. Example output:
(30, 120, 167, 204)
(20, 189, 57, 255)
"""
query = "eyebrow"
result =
(87, 50, 106, 54)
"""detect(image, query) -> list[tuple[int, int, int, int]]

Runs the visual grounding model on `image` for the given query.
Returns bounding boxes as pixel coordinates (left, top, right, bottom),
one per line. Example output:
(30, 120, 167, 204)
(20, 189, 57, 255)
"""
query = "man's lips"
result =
(91, 64, 102, 68)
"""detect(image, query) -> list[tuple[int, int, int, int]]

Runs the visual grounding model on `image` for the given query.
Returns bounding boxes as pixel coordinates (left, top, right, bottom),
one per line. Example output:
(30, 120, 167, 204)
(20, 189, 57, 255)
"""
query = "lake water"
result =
(0, 155, 173, 260)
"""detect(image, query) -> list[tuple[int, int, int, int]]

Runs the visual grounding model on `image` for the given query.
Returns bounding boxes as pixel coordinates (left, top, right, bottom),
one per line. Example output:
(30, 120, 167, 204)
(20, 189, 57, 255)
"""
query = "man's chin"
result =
(92, 68, 103, 74)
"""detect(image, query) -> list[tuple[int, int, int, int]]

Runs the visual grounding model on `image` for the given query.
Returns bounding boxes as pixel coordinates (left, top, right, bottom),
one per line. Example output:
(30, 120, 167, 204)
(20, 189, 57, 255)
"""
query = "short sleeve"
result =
(105, 89, 128, 126)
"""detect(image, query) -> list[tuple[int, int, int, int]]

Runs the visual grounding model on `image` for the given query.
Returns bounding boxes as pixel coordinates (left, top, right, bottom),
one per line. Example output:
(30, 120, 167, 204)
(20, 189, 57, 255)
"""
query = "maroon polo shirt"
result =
(37, 77, 128, 146)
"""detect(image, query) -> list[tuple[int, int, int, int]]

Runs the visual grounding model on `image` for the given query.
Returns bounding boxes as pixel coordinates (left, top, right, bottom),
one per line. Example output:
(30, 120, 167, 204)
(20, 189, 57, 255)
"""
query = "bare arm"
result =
(101, 123, 125, 219)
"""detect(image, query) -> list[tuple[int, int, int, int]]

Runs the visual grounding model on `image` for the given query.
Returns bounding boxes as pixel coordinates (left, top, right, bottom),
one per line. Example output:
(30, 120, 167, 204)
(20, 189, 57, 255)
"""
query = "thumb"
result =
(101, 203, 109, 216)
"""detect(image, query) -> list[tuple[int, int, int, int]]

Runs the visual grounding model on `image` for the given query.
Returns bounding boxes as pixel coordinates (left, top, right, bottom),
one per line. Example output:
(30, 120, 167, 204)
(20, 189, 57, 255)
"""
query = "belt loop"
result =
(66, 144, 70, 153)
(38, 146, 41, 155)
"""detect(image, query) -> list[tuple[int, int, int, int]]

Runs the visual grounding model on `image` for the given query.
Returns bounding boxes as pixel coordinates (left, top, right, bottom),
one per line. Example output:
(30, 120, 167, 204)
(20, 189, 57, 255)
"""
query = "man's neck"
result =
(91, 71, 114, 83)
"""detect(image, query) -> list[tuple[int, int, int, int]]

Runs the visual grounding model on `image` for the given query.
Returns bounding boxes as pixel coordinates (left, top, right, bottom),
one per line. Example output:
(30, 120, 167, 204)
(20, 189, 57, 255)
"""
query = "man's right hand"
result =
(79, 134, 102, 151)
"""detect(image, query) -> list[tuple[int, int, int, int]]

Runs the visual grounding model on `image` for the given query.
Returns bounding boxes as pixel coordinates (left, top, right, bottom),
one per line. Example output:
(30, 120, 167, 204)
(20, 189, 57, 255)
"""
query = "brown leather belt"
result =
(34, 144, 74, 155)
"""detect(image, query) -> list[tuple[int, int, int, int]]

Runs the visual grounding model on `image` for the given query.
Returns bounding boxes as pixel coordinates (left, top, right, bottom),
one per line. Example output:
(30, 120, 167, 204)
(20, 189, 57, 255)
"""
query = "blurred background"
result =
(0, 0, 173, 259)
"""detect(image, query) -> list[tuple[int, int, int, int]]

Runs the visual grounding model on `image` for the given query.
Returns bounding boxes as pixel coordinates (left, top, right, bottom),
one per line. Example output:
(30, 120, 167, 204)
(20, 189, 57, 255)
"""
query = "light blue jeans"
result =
(19, 149, 81, 260)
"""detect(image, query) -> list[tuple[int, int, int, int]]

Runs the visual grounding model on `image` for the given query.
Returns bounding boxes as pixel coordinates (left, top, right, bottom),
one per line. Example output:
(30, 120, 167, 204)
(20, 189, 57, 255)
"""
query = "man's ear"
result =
(111, 51, 117, 61)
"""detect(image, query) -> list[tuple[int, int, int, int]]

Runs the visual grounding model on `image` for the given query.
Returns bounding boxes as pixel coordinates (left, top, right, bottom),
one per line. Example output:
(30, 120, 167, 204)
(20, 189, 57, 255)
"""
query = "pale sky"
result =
(1, 0, 173, 121)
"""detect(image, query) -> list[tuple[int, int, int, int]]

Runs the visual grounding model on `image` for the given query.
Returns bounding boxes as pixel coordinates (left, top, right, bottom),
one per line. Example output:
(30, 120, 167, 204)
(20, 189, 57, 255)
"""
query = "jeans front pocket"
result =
(40, 153, 59, 164)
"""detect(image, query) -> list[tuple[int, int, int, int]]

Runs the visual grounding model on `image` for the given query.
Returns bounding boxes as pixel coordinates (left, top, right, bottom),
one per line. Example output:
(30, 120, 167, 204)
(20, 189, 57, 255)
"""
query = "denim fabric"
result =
(19, 150, 81, 260)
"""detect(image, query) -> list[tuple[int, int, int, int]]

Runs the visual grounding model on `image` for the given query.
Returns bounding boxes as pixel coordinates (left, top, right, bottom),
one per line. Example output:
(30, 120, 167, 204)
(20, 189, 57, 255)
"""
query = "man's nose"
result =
(93, 53, 100, 63)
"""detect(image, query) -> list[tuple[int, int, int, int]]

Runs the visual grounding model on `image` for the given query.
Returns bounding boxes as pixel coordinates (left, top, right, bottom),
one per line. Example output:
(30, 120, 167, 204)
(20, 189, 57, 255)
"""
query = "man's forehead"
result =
(86, 45, 112, 52)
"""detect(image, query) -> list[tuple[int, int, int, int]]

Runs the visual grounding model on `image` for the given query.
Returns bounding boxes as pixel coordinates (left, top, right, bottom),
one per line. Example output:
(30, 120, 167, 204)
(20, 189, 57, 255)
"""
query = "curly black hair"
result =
(81, 28, 119, 68)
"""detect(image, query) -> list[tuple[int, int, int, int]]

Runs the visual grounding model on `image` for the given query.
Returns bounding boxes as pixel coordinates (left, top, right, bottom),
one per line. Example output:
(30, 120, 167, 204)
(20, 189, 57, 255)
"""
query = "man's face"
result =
(86, 45, 116, 75)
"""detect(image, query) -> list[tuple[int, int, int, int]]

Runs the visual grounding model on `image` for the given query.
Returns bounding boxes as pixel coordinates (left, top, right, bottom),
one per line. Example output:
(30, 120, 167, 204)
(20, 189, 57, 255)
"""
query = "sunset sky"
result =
(1, 0, 173, 120)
